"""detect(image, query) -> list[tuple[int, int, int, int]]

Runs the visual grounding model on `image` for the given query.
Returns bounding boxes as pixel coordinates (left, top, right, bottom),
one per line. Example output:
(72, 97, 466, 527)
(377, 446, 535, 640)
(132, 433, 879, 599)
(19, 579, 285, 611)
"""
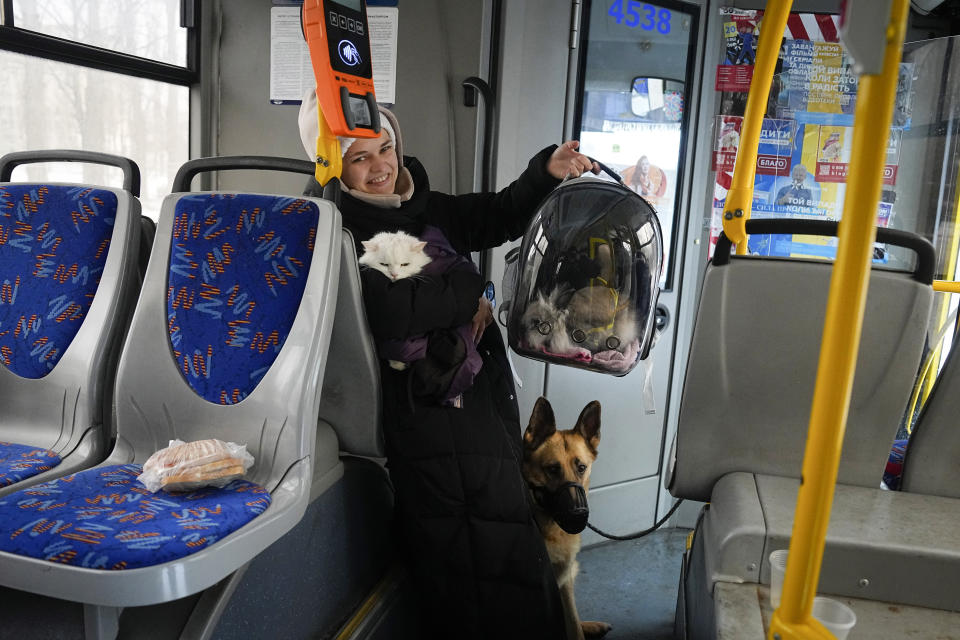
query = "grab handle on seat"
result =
(172, 156, 317, 193)
(712, 219, 935, 284)
(322, 177, 342, 209)
(0, 149, 141, 196)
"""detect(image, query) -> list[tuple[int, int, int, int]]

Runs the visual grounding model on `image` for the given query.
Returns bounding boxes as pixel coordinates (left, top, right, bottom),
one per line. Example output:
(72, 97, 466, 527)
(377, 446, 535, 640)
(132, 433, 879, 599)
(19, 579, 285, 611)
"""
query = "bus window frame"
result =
(0, 0, 199, 86)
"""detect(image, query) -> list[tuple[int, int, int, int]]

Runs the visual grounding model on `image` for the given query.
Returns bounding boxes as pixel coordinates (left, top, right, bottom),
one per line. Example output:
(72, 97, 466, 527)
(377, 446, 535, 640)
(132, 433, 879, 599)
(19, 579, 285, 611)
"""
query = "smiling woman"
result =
(298, 91, 600, 639)
(341, 129, 400, 194)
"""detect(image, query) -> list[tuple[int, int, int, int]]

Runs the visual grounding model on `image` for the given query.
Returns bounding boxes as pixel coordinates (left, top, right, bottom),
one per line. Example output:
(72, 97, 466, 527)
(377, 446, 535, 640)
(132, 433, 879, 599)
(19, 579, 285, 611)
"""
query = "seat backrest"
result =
(318, 229, 384, 457)
(667, 221, 934, 502)
(108, 175, 341, 493)
(901, 332, 960, 497)
(0, 150, 141, 464)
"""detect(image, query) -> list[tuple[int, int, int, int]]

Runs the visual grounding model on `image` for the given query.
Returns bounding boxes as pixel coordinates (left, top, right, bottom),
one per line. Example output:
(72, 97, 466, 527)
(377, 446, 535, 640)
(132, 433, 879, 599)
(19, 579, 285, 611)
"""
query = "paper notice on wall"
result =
(367, 7, 398, 105)
(270, 5, 398, 106)
(269, 6, 315, 104)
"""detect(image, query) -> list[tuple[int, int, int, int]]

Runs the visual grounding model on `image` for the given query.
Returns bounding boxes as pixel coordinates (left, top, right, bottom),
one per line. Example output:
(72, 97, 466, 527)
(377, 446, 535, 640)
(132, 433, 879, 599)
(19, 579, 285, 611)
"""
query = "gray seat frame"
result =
(695, 472, 960, 611)
(318, 229, 384, 459)
(667, 232, 960, 637)
(0, 191, 343, 607)
(900, 325, 960, 497)
(0, 182, 141, 497)
(667, 255, 932, 502)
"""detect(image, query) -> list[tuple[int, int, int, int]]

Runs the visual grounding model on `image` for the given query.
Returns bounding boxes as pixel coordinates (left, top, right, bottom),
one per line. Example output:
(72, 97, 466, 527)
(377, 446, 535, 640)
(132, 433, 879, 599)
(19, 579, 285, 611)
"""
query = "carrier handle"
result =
(172, 156, 316, 193)
(713, 219, 935, 284)
(558, 157, 622, 185)
(0, 150, 141, 197)
(594, 159, 623, 184)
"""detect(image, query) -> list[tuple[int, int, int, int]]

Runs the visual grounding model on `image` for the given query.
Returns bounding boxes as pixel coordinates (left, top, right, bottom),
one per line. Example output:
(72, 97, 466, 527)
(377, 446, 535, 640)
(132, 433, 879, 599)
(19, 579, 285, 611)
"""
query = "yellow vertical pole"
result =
(919, 167, 960, 404)
(768, 0, 910, 638)
(722, 0, 793, 255)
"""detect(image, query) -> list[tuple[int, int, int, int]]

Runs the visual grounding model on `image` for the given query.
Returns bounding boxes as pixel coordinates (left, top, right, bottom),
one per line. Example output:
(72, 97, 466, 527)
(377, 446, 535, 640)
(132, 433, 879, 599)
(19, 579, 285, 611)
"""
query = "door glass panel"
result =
(576, 1, 698, 289)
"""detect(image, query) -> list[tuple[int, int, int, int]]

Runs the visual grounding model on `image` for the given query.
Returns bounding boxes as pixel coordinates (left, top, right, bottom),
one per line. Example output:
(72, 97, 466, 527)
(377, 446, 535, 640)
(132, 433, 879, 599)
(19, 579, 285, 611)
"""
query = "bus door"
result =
(493, 0, 706, 538)
(567, 0, 702, 538)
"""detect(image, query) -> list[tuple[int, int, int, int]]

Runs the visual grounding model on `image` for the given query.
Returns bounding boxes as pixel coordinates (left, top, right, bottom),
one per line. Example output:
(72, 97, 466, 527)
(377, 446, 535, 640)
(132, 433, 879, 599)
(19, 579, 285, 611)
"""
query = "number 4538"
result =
(608, 0, 671, 34)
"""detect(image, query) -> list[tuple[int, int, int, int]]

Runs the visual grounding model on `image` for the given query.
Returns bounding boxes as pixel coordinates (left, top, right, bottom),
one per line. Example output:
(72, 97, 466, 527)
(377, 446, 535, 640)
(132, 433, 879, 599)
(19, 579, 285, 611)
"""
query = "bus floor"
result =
(574, 527, 690, 639)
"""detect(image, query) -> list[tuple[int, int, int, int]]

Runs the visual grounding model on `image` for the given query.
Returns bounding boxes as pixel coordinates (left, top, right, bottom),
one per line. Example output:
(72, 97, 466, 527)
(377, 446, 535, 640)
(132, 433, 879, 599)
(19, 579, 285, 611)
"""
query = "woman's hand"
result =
(546, 140, 600, 180)
(470, 296, 494, 343)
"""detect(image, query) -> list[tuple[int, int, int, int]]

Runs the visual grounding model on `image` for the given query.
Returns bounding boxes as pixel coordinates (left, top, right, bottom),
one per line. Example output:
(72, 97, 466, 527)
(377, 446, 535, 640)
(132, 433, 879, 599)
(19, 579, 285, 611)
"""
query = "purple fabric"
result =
(377, 226, 483, 405)
(419, 225, 477, 276)
(379, 335, 428, 362)
(447, 324, 484, 399)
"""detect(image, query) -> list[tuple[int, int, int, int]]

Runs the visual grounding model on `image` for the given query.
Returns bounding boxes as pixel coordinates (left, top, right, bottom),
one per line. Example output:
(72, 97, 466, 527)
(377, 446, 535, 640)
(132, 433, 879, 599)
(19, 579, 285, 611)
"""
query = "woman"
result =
(621, 155, 666, 205)
(299, 93, 597, 639)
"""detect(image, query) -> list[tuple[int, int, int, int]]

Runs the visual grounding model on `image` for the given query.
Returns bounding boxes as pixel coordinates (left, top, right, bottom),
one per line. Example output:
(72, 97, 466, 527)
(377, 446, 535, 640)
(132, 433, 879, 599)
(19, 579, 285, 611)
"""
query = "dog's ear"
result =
(524, 396, 557, 453)
(574, 401, 601, 454)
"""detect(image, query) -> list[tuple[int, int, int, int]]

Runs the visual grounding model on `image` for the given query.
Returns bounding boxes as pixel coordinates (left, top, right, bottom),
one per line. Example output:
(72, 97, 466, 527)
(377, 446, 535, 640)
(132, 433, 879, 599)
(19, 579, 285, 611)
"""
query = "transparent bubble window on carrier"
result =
(503, 174, 663, 376)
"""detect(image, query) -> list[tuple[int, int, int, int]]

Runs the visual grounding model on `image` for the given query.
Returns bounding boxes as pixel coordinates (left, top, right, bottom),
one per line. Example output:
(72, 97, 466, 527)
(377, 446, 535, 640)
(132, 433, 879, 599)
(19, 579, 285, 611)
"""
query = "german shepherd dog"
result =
(523, 397, 612, 640)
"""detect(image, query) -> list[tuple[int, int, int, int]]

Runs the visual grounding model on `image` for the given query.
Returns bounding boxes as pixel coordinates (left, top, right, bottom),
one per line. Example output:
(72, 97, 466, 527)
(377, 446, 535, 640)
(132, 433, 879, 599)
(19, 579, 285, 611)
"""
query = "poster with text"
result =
(710, 7, 914, 261)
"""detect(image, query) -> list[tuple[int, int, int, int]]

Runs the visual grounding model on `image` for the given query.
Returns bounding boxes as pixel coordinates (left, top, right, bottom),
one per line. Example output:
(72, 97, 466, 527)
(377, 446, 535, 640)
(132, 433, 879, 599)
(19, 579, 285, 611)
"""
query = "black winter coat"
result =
(307, 147, 567, 639)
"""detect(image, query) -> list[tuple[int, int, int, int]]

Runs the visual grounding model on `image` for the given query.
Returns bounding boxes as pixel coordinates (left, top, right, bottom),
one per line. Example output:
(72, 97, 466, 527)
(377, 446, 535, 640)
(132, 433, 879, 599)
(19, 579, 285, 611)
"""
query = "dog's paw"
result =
(581, 621, 612, 638)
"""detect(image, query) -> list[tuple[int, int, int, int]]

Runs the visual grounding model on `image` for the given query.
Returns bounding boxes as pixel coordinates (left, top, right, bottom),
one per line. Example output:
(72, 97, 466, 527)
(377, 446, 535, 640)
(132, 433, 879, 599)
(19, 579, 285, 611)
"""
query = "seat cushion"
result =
(0, 441, 61, 488)
(0, 464, 271, 569)
(0, 184, 117, 378)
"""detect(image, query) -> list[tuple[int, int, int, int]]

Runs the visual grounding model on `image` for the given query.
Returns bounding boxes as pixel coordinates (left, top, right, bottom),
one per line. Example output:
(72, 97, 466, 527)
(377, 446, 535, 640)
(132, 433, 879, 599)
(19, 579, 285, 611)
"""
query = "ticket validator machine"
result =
(302, 0, 381, 184)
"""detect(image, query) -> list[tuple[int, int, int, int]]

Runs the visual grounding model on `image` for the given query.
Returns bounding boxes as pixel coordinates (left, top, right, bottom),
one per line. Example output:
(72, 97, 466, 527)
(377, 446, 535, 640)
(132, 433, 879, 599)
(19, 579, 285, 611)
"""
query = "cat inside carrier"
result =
(502, 174, 663, 376)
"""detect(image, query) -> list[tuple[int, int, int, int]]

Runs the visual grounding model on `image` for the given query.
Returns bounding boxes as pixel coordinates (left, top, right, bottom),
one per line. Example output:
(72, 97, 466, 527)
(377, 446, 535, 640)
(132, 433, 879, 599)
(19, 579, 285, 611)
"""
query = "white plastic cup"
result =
(769, 549, 789, 608)
(812, 596, 857, 639)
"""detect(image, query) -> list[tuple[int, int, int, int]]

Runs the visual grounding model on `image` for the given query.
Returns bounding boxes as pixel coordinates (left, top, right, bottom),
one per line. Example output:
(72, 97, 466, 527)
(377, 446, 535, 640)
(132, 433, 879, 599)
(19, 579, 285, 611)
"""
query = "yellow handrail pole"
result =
(723, 0, 793, 255)
(905, 335, 938, 435)
(905, 280, 960, 430)
(903, 291, 959, 435)
(933, 280, 960, 294)
(921, 177, 960, 400)
(768, 1, 910, 639)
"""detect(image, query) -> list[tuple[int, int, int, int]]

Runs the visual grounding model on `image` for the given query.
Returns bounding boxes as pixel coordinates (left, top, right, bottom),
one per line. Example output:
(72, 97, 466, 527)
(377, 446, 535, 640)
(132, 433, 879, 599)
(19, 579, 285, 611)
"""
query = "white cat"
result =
(520, 288, 575, 356)
(359, 231, 431, 282)
(358, 231, 432, 370)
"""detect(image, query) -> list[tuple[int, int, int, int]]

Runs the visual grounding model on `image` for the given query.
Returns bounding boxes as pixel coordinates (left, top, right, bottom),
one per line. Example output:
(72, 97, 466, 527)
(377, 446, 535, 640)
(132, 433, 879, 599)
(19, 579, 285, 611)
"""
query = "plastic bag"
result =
(137, 438, 255, 493)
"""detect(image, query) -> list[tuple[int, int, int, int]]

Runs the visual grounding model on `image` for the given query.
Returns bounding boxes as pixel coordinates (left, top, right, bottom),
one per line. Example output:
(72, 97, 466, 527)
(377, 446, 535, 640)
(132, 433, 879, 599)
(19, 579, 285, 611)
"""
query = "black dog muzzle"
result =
(532, 481, 589, 534)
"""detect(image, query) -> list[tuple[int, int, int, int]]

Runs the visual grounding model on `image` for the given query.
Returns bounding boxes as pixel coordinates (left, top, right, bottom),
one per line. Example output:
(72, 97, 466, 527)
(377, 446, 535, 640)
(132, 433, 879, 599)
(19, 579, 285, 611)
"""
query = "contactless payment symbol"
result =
(338, 40, 361, 66)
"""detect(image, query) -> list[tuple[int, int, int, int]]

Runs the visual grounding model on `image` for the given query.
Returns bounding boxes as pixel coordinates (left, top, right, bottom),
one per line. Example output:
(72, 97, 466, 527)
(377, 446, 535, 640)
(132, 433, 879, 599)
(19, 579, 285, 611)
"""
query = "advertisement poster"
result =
(710, 8, 915, 261)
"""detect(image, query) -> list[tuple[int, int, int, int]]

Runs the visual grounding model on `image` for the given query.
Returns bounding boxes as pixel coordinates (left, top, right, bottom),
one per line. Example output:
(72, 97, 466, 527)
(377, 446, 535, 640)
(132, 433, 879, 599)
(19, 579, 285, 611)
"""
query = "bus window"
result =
(11, 0, 188, 66)
(0, 1, 194, 221)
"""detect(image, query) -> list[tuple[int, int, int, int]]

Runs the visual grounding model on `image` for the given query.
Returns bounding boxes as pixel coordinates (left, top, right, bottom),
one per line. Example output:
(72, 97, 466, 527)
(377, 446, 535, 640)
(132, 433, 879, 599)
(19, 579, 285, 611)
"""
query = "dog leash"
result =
(586, 498, 684, 541)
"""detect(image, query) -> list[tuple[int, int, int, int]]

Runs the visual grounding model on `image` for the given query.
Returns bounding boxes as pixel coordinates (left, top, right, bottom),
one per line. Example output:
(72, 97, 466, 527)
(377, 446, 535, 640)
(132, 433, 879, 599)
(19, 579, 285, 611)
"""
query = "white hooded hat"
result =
(297, 88, 396, 160)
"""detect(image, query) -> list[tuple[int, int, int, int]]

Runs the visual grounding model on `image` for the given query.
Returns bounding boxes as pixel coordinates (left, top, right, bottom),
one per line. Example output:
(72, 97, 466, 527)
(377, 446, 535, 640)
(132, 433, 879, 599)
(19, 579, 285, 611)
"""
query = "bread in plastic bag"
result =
(137, 438, 255, 493)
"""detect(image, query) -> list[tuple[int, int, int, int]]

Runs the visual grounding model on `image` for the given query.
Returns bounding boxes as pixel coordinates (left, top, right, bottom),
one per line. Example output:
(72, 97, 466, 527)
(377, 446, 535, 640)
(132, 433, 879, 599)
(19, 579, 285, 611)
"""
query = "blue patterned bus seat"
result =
(0, 185, 116, 379)
(0, 464, 271, 569)
(166, 194, 319, 404)
(0, 442, 61, 488)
